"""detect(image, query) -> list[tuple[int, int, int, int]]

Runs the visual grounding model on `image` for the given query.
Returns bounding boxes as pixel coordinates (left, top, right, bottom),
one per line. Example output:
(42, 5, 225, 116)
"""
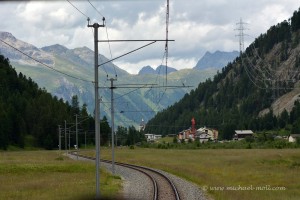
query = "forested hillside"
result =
(0, 55, 96, 150)
(145, 7, 300, 139)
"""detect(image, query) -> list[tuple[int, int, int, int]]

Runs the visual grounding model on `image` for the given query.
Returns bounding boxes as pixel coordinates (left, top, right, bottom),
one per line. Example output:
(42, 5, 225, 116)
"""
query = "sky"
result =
(0, 0, 299, 74)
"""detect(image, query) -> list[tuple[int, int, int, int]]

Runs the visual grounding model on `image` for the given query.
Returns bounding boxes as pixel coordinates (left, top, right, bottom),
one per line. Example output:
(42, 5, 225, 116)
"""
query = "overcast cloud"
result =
(0, 0, 299, 74)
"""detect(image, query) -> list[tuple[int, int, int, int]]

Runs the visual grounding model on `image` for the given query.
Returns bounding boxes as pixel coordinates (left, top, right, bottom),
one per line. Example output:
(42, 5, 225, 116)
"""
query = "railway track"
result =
(69, 152, 181, 200)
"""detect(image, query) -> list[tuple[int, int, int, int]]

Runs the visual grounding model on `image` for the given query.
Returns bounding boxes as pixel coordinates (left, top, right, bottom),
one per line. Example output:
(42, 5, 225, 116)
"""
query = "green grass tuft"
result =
(0, 151, 122, 200)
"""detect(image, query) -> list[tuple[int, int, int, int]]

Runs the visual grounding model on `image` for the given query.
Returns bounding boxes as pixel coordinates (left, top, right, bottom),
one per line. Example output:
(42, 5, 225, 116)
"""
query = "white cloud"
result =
(0, 0, 299, 72)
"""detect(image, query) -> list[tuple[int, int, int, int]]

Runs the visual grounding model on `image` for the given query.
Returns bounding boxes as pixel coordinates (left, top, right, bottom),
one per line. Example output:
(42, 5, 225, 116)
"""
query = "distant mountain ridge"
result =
(0, 31, 217, 127)
(138, 65, 155, 75)
(0, 32, 54, 65)
(194, 50, 239, 70)
(138, 65, 177, 75)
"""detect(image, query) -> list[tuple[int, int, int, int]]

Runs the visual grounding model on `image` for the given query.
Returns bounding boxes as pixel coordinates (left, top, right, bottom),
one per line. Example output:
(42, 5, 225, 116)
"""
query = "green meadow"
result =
(0, 151, 122, 200)
(83, 147, 300, 200)
(1, 148, 299, 200)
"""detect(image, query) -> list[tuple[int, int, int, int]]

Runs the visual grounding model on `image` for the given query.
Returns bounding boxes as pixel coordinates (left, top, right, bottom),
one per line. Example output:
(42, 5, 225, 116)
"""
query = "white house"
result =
(234, 130, 254, 140)
(145, 134, 162, 142)
(196, 127, 218, 142)
(288, 134, 300, 143)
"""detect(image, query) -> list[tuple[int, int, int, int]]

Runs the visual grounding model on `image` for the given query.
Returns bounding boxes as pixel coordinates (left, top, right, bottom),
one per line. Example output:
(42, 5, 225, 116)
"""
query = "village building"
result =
(197, 132, 211, 143)
(145, 134, 162, 142)
(177, 117, 219, 142)
(178, 129, 194, 141)
(234, 130, 254, 140)
(178, 127, 218, 142)
(196, 127, 218, 143)
(288, 134, 300, 143)
(178, 117, 197, 142)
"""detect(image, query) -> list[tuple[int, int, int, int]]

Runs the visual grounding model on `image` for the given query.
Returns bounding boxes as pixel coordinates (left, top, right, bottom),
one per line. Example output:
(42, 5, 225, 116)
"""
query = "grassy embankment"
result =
(0, 151, 122, 200)
(83, 147, 300, 200)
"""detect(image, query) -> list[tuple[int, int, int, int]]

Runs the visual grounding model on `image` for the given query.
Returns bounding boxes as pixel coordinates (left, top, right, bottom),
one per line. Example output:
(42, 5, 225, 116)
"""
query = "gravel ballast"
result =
(67, 153, 209, 200)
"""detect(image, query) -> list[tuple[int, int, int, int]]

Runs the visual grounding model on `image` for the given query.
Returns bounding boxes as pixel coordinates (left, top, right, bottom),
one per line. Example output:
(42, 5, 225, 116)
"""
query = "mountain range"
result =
(145, 7, 300, 137)
(0, 31, 238, 127)
(138, 65, 177, 75)
(194, 50, 239, 70)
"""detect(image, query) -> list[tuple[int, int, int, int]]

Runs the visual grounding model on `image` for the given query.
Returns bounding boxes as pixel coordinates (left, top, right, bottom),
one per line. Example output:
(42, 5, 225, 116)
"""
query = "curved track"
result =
(70, 152, 180, 200)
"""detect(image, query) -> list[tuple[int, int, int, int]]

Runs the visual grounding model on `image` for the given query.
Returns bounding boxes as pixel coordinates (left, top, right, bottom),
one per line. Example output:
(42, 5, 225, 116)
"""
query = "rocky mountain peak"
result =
(0, 31, 53, 65)
(156, 65, 177, 75)
(41, 44, 69, 54)
(138, 65, 178, 75)
(0, 32, 17, 41)
(194, 50, 239, 70)
(138, 65, 155, 75)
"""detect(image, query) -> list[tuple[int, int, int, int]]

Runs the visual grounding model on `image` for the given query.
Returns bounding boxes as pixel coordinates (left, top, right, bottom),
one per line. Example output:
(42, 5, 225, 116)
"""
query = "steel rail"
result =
(69, 152, 180, 200)
(108, 159, 181, 200)
(70, 153, 158, 199)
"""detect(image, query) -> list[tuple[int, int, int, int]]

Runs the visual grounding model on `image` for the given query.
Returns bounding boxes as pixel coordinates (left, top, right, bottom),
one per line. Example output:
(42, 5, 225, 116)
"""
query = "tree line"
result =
(0, 55, 145, 150)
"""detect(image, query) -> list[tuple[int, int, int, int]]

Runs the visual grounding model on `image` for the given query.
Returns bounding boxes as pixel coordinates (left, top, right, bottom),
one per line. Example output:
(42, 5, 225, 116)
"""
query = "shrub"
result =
(245, 136, 254, 143)
(173, 137, 178, 143)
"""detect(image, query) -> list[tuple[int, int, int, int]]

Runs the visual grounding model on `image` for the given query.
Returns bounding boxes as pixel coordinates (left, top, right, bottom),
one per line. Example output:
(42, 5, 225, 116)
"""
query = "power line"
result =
(98, 54, 108, 76)
(87, 0, 104, 17)
(66, 1, 111, 85)
(0, 39, 93, 83)
(98, 41, 157, 67)
(241, 33, 300, 91)
(144, 0, 172, 110)
(105, 25, 117, 77)
(87, 0, 117, 78)
(114, 85, 150, 100)
(235, 18, 271, 90)
(66, 0, 89, 19)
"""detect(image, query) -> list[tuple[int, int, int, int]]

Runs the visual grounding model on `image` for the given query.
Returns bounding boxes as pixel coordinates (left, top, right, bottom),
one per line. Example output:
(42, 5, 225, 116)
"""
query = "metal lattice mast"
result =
(165, 0, 169, 85)
(236, 18, 246, 55)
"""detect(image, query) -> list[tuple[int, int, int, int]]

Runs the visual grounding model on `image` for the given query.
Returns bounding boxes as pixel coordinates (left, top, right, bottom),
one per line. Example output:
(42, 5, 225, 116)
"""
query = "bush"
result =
(246, 143, 252, 149)
(245, 136, 254, 143)
(173, 137, 178, 143)
(273, 139, 288, 149)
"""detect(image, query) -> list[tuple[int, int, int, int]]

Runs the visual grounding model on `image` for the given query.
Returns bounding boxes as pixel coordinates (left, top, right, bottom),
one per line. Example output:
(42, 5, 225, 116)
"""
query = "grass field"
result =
(83, 147, 300, 200)
(0, 151, 122, 200)
(1, 149, 299, 200)
(157, 136, 174, 143)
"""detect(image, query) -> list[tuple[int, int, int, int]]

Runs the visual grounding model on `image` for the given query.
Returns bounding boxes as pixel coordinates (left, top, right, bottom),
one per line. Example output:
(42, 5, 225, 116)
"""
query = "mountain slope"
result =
(0, 32, 54, 65)
(145, 7, 300, 138)
(0, 31, 216, 127)
(0, 54, 90, 150)
(138, 65, 155, 75)
(194, 50, 239, 70)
